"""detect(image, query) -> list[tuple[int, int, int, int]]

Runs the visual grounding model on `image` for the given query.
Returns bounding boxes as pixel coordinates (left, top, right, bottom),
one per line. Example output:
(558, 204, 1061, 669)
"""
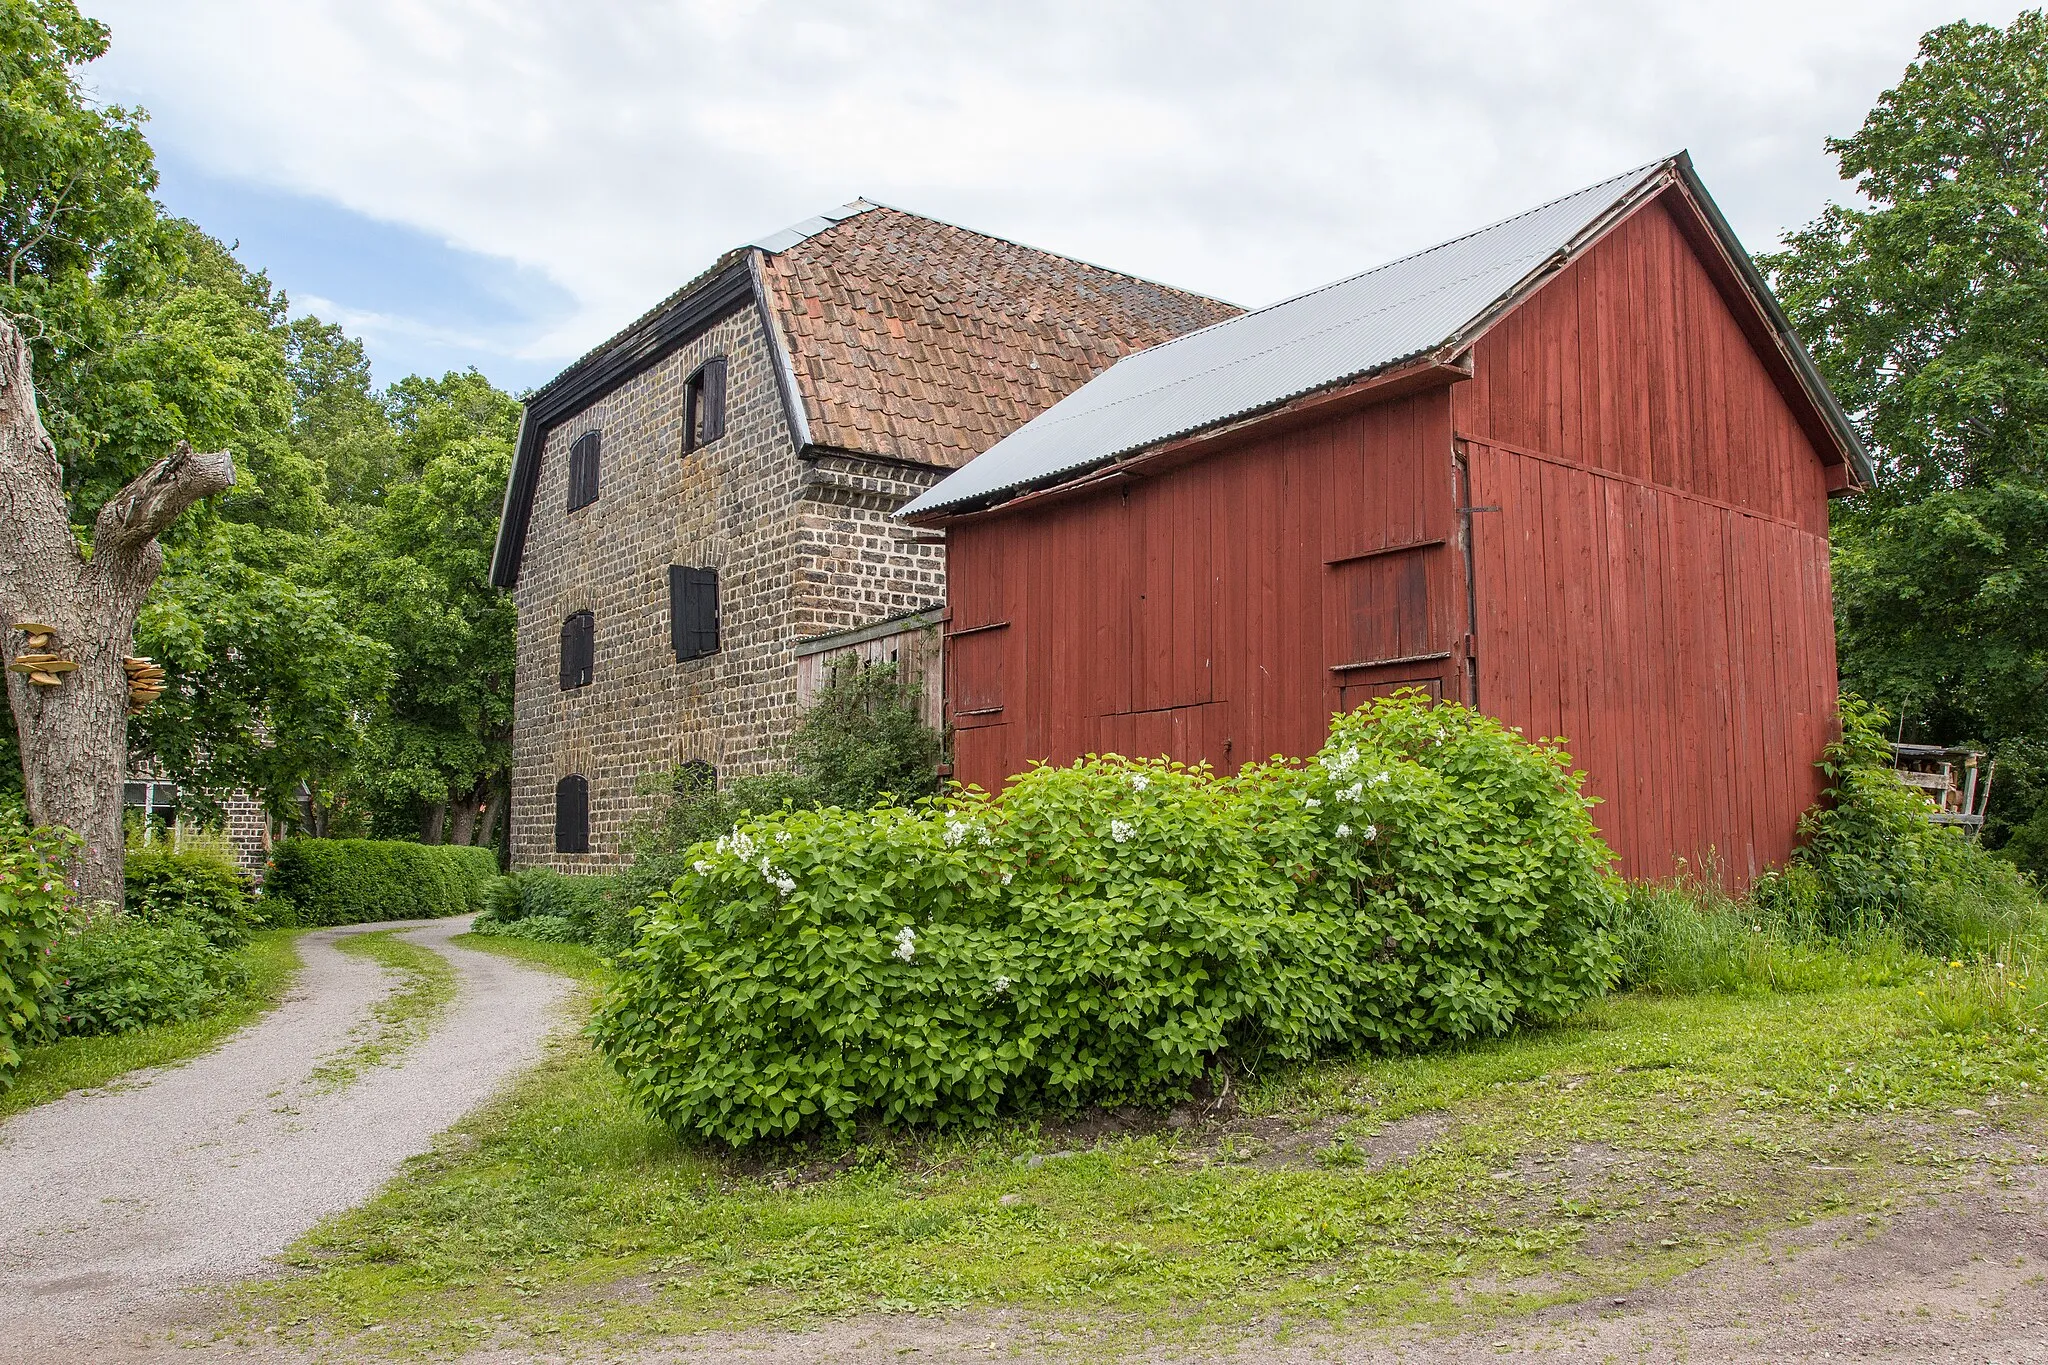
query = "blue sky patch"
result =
(154, 156, 574, 394)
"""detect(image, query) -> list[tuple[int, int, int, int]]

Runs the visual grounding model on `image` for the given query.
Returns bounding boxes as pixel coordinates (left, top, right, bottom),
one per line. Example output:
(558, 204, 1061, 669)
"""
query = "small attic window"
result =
(567, 430, 601, 512)
(684, 357, 727, 453)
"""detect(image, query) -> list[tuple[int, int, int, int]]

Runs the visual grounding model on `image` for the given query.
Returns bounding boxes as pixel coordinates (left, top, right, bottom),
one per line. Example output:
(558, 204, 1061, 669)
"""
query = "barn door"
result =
(1324, 541, 1454, 708)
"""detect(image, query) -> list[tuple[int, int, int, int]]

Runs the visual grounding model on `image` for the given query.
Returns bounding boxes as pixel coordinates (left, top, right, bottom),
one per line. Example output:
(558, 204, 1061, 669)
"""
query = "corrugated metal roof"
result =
(899, 160, 1671, 518)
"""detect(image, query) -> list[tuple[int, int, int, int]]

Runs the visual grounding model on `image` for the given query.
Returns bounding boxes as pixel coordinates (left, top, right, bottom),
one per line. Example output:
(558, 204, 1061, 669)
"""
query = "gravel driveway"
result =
(0, 916, 573, 1359)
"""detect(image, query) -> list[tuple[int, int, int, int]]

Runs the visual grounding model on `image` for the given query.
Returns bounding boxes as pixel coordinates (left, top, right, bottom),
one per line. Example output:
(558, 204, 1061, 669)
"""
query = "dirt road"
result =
(0, 917, 572, 1361)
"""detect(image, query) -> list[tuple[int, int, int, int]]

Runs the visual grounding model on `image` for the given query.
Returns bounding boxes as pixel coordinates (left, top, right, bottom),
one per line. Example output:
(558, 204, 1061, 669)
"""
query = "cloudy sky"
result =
(78, 1, 2023, 392)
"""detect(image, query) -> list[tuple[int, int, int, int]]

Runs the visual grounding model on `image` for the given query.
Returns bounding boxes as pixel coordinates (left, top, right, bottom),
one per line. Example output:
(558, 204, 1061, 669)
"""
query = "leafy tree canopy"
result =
(1765, 10, 2048, 864)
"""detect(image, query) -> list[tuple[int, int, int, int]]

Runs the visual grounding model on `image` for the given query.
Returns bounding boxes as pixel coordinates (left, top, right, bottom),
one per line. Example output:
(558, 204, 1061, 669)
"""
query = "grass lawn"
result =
(243, 934, 2047, 1357)
(0, 927, 302, 1121)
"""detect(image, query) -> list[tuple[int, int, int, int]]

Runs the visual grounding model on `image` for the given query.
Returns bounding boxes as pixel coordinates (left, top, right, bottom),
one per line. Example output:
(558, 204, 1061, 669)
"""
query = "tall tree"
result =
(0, 3, 232, 904)
(1763, 10, 2048, 859)
(324, 371, 519, 846)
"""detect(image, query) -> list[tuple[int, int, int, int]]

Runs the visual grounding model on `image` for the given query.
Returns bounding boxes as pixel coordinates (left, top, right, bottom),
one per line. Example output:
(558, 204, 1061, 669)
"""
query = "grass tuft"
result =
(310, 930, 457, 1090)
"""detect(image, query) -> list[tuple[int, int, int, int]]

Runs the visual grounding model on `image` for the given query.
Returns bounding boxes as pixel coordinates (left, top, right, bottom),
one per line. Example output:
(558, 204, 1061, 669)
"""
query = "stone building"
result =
(489, 201, 1236, 869)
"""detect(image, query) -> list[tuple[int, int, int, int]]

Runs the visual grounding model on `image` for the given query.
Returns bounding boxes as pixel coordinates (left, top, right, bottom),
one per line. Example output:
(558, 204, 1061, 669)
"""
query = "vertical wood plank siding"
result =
(945, 189, 1838, 886)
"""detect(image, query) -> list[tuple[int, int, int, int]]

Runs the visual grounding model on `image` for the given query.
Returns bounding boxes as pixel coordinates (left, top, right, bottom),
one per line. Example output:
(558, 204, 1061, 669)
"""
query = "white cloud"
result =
(79, 0, 2026, 371)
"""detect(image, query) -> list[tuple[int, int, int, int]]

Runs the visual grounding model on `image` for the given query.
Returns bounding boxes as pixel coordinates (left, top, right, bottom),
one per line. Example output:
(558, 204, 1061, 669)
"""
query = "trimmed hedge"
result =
(595, 694, 1620, 1146)
(266, 839, 497, 927)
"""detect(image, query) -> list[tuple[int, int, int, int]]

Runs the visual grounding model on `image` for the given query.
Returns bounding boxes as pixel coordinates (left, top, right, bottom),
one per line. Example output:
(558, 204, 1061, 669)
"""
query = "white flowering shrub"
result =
(593, 692, 1618, 1146)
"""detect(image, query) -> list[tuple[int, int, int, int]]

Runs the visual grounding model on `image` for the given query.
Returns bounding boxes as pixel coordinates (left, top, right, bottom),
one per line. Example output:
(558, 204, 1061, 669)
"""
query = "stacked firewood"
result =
(9, 623, 74, 686)
(124, 656, 165, 713)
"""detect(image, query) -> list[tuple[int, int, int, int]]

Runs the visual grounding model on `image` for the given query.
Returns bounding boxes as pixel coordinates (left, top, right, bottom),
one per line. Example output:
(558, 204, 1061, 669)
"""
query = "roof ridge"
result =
(825, 197, 1240, 313)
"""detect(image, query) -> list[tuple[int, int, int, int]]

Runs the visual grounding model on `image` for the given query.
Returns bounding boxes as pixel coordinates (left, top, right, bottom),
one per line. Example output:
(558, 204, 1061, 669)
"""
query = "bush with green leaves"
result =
(626, 660, 942, 861)
(1, 815, 79, 1092)
(45, 911, 249, 1038)
(124, 846, 257, 947)
(265, 838, 496, 926)
(1754, 696, 2042, 953)
(595, 694, 1618, 1146)
(473, 867, 619, 947)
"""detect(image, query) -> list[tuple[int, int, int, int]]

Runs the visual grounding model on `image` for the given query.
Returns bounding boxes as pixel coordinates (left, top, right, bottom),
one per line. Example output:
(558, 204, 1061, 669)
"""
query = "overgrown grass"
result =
(245, 927, 2048, 1357)
(0, 928, 301, 1121)
(310, 930, 458, 1090)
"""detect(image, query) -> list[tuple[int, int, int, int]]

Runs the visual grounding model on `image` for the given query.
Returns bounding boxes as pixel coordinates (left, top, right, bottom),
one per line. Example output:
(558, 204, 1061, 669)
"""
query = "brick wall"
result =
(510, 304, 807, 870)
(794, 454, 947, 637)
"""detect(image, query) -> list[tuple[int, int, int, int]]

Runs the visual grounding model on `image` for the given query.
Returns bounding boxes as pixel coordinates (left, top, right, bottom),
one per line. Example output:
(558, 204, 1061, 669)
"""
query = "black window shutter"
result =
(567, 431, 601, 511)
(554, 775, 589, 854)
(703, 358, 727, 443)
(561, 612, 594, 689)
(689, 567, 719, 658)
(670, 566, 720, 661)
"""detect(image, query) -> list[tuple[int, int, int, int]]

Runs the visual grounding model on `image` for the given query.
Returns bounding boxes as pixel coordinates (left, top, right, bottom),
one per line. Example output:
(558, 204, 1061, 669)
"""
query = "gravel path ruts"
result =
(0, 916, 572, 1359)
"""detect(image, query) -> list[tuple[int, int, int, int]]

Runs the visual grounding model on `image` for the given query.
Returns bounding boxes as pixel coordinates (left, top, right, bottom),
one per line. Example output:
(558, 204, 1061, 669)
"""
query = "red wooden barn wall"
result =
(945, 189, 1840, 885)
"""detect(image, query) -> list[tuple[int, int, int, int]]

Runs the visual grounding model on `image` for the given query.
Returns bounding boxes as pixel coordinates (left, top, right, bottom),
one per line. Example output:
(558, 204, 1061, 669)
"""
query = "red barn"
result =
(899, 155, 1873, 885)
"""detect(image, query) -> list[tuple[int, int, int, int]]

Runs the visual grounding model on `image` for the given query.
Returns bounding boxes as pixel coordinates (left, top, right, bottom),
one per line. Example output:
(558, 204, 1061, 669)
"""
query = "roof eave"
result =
(1667, 152, 1875, 493)
(489, 258, 758, 590)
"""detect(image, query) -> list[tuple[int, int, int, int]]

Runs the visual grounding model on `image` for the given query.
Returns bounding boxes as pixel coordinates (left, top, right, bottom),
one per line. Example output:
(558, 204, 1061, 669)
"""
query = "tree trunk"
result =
(478, 780, 507, 855)
(447, 793, 477, 847)
(0, 320, 234, 908)
(422, 801, 447, 845)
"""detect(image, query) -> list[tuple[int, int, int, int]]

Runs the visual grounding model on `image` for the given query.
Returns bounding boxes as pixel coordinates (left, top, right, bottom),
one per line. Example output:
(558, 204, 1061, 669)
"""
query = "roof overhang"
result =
(906, 357, 1472, 529)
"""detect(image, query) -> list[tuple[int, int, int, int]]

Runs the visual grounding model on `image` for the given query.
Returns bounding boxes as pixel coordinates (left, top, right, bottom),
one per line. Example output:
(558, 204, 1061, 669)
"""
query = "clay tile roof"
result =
(759, 205, 1239, 468)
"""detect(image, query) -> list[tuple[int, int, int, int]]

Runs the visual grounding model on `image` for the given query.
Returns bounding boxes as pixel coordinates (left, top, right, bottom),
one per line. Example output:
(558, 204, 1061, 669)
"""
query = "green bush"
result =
(266, 838, 497, 926)
(124, 846, 257, 947)
(45, 912, 248, 1037)
(594, 694, 1618, 1146)
(473, 868, 621, 947)
(1756, 696, 2044, 953)
(0, 814, 78, 1092)
(627, 660, 942, 862)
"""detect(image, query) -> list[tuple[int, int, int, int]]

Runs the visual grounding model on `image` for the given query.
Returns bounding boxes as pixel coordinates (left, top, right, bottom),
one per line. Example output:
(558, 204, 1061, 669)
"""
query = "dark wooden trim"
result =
(952, 705, 1005, 717)
(491, 260, 755, 589)
(1325, 537, 1446, 567)
(944, 620, 1010, 639)
(1330, 650, 1452, 673)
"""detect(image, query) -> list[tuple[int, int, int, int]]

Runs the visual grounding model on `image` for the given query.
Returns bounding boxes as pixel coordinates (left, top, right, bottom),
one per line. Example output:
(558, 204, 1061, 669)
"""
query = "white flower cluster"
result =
(692, 859, 713, 875)
(1128, 772, 1150, 792)
(894, 925, 918, 961)
(1110, 818, 1136, 844)
(1322, 744, 1361, 779)
(757, 856, 797, 896)
(717, 827, 757, 860)
(1338, 781, 1364, 803)
(991, 974, 1012, 995)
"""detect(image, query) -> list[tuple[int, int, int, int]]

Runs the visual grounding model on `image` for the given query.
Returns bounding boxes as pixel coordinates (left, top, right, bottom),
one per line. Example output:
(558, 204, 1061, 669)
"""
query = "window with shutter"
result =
(559, 611, 594, 690)
(668, 565, 720, 661)
(684, 358, 727, 452)
(567, 431, 601, 512)
(554, 775, 589, 854)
